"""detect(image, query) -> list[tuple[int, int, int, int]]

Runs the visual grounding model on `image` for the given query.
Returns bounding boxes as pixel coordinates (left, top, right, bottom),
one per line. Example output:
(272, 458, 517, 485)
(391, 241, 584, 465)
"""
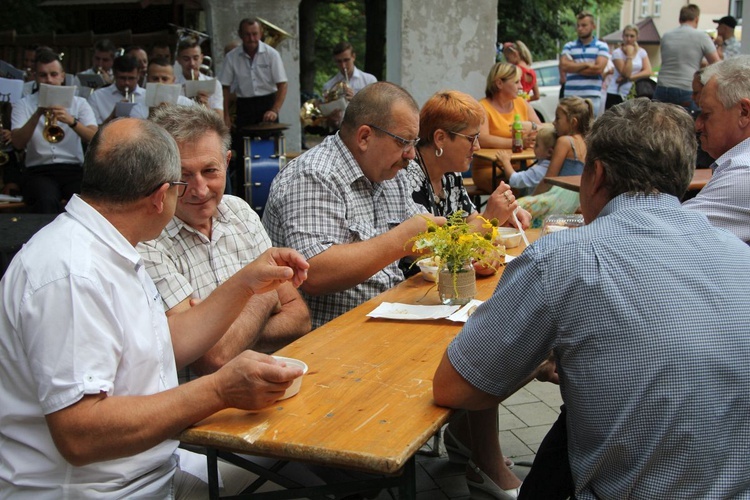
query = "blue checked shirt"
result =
(262, 134, 425, 328)
(562, 37, 610, 98)
(683, 137, 750, 243)
(449, 193, 750, 499)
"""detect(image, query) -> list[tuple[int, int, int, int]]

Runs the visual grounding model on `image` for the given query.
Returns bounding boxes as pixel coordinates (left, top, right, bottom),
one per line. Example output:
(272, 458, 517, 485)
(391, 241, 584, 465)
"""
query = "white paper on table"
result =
(505, 254, 515, 263)
(184, 79, 217, 98)
(367, 302, 460, 321)
(0, 77, 24, 104)
(145, 83, 182, 107)
(115, 101, 137, 118)
(446, 299, 484, 323)
(0, 194, 23, 202)
(38, 84, 75, 108)
(318, 97, 347, 117)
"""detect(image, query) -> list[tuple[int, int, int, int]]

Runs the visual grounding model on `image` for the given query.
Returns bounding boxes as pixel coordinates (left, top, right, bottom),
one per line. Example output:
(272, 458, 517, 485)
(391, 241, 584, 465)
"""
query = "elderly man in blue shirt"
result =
(434, 98, 750, 499)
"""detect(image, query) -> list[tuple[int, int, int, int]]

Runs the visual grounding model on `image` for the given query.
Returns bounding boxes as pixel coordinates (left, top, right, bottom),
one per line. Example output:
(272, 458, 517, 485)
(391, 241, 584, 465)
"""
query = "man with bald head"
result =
(263, 81, 443, 328)
(0, 117, 309, 497)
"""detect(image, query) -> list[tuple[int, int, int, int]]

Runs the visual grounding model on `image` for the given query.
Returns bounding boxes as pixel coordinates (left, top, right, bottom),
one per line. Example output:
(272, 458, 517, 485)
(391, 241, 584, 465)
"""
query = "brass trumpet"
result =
(43, 110, 65, 143)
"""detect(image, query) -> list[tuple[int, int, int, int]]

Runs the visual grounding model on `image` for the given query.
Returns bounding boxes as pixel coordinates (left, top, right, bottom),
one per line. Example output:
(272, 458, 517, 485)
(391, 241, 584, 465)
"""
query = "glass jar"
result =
(437, 261, 476, 305)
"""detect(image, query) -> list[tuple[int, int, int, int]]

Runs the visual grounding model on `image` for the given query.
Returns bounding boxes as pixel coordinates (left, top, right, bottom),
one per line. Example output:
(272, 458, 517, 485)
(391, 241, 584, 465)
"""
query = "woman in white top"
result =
(605, 24, 652, 109)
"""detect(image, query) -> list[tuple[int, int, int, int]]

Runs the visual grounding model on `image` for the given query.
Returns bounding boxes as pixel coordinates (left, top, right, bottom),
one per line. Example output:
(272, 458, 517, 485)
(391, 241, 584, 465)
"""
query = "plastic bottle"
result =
(512, 114, 524, 153)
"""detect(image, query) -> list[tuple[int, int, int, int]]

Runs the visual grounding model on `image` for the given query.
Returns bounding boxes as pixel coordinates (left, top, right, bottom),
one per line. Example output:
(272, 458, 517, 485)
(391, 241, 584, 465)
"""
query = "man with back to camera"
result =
(560, 11, 610, 116)
(10, 50, 97, 213)
(139, 104, 311, 383)
(653, 4, 719, 112)
(433, 98, 750, 498)
(219, 17, 287, 130)
(0, 116, 309, 497)
(87, 55, 146, 125)
(174, 37, 223, 117)
(683, 55, 750, 243)
(262, 81, 444, 328)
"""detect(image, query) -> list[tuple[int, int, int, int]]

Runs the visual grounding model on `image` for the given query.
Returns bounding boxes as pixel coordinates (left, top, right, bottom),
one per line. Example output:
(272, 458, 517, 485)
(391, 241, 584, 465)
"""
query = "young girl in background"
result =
(516, 96, 594, 227)
(496, 123, 556, 196)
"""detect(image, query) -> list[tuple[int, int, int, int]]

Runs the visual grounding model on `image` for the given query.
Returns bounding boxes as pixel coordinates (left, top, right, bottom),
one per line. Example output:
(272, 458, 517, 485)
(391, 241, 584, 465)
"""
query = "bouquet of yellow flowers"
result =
(407, 211, 505, 274)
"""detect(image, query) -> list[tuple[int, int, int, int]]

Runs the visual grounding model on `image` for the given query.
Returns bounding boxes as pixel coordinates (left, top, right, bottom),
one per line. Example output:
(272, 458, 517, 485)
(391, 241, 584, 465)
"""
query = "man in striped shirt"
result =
(560, 11, 610, 116)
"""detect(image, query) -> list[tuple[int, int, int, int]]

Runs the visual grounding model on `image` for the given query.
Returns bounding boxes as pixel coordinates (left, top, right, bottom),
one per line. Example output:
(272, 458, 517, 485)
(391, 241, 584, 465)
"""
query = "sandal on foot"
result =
(466, 459, 521, 500)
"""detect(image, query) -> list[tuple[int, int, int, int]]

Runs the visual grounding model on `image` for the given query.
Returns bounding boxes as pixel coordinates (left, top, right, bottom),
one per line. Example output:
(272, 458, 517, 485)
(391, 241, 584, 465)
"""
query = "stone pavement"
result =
(374, 379, 564, 499)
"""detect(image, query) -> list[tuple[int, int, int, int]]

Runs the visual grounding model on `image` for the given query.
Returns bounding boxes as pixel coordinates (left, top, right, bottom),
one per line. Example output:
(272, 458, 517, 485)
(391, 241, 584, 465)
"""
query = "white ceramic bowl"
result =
(272, 356, 309, 400)
(495, 227, 523, 248)
(417, 259, 439, 282)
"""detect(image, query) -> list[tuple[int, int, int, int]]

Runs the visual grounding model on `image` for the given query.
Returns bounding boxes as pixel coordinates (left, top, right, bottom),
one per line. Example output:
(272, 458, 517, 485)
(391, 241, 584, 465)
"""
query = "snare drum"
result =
(243, 136, 286, 216)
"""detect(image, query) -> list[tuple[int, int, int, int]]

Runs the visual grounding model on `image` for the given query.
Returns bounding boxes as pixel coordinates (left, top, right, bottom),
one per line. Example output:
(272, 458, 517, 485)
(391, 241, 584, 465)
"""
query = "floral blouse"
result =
(405, 159, 476, 217)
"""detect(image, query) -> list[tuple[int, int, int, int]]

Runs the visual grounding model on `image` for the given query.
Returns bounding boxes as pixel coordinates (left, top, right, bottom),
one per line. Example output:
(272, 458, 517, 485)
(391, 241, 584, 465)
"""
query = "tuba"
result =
(258, 17, 294, 48)
(43, 110, 65, 143)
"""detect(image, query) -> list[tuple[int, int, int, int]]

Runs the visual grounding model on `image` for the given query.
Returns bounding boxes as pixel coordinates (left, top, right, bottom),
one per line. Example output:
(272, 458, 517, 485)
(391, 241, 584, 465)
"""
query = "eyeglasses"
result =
(149, 180, 189, 197)
(169, 181, 189, 197)
(366, 123, 420, 153)
(450, 131, 480, 147)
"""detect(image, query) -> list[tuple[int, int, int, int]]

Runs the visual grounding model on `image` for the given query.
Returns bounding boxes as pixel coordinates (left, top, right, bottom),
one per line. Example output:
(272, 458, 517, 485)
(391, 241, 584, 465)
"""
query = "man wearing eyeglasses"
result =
(263, 81, 444, 328)
(0, 117, 310, 497)
(139, 105, 311, 383)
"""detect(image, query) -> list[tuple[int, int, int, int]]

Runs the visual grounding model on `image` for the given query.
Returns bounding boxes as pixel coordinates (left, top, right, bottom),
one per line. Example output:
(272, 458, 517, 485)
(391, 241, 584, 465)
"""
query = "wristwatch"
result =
(70, 117, 79, 129)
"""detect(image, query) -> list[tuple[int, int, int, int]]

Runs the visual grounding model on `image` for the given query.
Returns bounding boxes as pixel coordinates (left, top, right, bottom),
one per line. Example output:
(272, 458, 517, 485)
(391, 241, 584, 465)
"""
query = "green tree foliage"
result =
(497, 0, 622, 62)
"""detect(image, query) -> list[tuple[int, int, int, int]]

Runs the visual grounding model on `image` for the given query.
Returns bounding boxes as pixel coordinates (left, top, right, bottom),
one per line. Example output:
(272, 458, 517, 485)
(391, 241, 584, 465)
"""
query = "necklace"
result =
(416, 148, 445, 214)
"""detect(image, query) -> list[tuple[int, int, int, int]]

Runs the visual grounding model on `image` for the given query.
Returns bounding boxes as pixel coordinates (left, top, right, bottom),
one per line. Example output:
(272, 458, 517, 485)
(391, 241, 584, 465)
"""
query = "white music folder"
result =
(145, 83, 182, 107)
(184, 79, 216, 98)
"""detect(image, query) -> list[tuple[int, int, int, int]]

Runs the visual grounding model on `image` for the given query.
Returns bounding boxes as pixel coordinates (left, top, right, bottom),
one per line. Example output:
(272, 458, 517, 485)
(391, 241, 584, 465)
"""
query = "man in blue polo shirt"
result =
(560, 11, 610, 116)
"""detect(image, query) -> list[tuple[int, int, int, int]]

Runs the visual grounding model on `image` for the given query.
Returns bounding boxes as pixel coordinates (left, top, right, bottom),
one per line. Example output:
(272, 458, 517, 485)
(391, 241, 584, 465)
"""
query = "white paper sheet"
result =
(184, 79, 217, 98)
(0, 77, 24, 104)
(367, 302, 460, 321)
(38, 84, 75, 108)
(115, 101, 137, 118)
(145, 83, 182, 107)
(446, 299, 484, 323)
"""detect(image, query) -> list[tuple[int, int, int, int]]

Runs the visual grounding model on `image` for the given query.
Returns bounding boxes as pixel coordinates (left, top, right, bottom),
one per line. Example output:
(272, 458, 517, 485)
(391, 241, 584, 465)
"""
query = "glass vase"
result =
(437, 261, 476, 305)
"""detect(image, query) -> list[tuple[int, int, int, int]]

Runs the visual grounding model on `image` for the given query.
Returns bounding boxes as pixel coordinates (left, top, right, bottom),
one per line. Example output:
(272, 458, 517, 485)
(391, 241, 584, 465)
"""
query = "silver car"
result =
(530, 60, 561, 123)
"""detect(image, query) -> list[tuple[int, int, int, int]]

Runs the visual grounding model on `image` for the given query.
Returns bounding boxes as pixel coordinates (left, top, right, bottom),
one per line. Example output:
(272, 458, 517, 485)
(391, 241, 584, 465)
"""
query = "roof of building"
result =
(602, 17, 660, 45)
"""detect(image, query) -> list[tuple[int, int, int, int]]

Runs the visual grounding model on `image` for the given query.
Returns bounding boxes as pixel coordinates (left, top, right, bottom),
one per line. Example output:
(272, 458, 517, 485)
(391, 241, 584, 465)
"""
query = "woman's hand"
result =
(483, 182, 518, 225)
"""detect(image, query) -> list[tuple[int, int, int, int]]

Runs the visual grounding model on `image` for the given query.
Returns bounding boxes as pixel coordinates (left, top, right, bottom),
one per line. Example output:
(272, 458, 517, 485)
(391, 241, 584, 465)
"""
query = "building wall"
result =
(389, 0, 498, 107)
(619, 0, 733, 69)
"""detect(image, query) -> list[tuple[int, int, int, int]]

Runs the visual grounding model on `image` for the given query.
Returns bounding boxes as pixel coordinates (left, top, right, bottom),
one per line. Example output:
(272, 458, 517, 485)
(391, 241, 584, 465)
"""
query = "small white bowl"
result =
(495, 227, 523, 248)
(417, 259, 439, 282)
(272, 356, 309, 400)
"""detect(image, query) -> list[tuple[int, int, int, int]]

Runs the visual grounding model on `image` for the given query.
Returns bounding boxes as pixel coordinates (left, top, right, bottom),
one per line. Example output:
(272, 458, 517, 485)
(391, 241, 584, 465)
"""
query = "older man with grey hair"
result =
(0, 117, 309, 497)
(683, 55, 750, 243)
(435, 99, 750, 499)
(139, 105, 310, 383)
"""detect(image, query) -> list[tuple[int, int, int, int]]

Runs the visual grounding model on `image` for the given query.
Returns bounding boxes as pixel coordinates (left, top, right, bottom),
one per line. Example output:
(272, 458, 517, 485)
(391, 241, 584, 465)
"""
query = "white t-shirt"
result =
(0, 195, 179, 498)
(609, 47, 648, 98)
